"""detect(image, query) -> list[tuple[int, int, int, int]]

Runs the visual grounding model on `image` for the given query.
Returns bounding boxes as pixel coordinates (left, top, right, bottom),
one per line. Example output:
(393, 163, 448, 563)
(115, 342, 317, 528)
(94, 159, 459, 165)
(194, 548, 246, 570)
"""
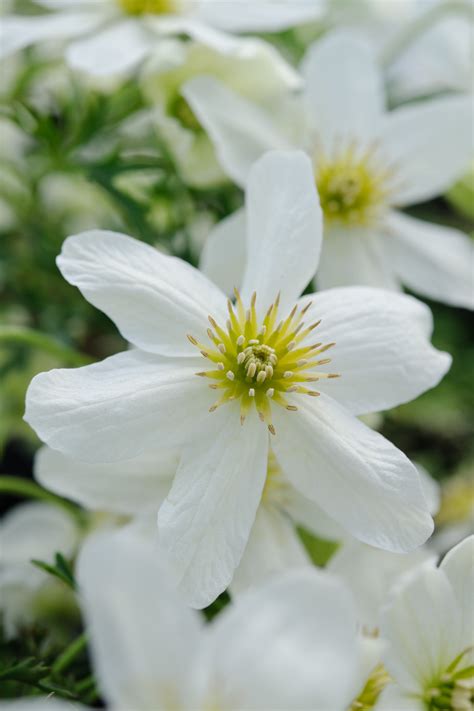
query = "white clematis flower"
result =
(0, 0, 323, 77)
(0, 501, 79, 637)
(74, 528, 364, 711)
(186, 33, 474, 309)
(25, 151, 451, 607)
(378, 535, 474, 711)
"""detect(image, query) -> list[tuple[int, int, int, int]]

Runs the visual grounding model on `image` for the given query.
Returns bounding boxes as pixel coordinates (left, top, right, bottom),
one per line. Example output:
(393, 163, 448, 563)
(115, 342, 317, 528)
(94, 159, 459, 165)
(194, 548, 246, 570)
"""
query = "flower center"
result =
(424, 650, 474, 711)
(188, 290, 340, 435)
(315, 144, 393, 227)
(118, 0, 178, 14)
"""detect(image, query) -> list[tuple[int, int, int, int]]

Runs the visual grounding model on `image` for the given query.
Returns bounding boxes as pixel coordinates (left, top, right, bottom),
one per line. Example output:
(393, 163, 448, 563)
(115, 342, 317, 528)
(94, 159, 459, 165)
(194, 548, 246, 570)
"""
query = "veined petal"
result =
(382, 94, 473, 206)
(315, 225, 400, 292)
(57, 230, 227, 357)
(183, 76, 290, 187)
(77, 530, 203, 710)
(298, 286, 450, 414)
(231, 506, 310, 596)
(35, 445, 177, 515)
(272, 395, 434, 552)
(204, 568, 360, 711)
(301, 33, 384, 148)
(66, 19, 154, 76)
(283, 485, 346, 542)
(377, 684, 425, 711)
(0, 12, 106, 60)
(25, 350, 213, 463)
(148, 16, 243, 55)
(158, 407, 268, 608)
(195, 0, 324, 32)
(385, 211, 474, 310)
(241, 150, 322, 315)
(381, 563, 462, 692)
(440, 535, 474, 651)
(199, 208, 246, 297)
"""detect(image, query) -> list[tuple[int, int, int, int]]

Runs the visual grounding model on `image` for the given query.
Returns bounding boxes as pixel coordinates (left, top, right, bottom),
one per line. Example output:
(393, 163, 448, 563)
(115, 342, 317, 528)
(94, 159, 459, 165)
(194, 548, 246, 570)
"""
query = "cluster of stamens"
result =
(315, 142, 396, 227)
(188, 290, 340, 435)
(118, 0, 178, 15)
(424, 649, 474, 711)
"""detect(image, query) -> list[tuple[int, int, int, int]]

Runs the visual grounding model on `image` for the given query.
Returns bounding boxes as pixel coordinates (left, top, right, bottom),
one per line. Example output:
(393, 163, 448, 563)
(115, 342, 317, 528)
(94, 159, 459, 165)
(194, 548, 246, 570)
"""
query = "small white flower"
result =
(0, 501, 79, 637)
(378, 535, 474, 711)
(186, 32, 474, 309)
(0, 0, 323, 77)
(74, 528, 364, 711)
(25, 150, 450, 607)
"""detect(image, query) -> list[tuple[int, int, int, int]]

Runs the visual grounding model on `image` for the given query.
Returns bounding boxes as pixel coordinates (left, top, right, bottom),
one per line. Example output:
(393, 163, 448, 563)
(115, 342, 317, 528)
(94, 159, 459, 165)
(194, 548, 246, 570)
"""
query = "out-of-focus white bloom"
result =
(0, 0, 323, 77)
(141, 37, 300, 187)
(74, 528, 364, 711)
(378, 535, 474, 710)
(25, 151, 450, 607)
(0, 501, 79, 637)
(187, 33, 474, 309)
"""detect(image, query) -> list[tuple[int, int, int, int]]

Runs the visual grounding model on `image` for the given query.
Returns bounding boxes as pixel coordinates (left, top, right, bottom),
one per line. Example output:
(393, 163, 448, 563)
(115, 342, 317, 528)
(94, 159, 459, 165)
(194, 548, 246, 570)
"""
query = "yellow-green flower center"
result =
(315, 145, 393, 227)
(118, 0, 178, 14)
(188, 290, 340, 434)
(424, 650, 474, 711)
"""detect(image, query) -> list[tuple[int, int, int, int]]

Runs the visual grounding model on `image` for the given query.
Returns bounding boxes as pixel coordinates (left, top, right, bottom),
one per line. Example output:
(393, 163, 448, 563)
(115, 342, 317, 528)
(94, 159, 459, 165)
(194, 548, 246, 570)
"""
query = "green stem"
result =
(380, 0, 472, 68)
(0, 326, 92, 366)
(52, 632, 88, 676)
(0, 476, 83, 522)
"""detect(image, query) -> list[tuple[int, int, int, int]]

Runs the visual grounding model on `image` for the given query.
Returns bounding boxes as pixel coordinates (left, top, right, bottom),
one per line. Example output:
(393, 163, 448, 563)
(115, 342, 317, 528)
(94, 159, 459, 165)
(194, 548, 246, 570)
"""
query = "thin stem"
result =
(380, 0, 472, 68)
(0, 476, 83, 523)
(52, 632, 88, 676)
(0, 326, 92, 367)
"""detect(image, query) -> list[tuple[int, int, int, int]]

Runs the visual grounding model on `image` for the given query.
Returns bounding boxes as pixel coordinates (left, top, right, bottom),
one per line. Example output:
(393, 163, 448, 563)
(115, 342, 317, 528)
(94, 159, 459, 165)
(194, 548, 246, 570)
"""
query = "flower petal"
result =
(25, 350, 214, 463)
(301, 33, 384, 148)
(205, 568, 360, 711)
(66, 19, 154, 76)
(0, 12, 105, 60)
(299, 286, 451, 414)
(440, 535, 474, 650)
(183, 76, 290, 186)
(77, 529, 202, 710)
(57, 230, 227, 357)
(196, 0, 323, 32)
(385, 211, 474, 309)
(199, 208, 246, 297)
(241, 150, 322, 315)
(382, 94, 473, 206)
(272, 395, 434, 552)
(377, 684, 425, 711)
(35, 445, 177, 515)
(231, 506, 309, 596)
(381, 563, 462, 692)
(158, 407, 268, 608)
(315, 225, 400, 292)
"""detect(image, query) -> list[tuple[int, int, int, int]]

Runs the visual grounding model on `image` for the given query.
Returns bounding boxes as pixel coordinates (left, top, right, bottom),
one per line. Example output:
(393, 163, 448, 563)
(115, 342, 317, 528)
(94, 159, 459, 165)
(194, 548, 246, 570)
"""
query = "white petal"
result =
(301, 33, 384, 148)
(315, 226, 400, 292)
(241, 150, 322, 315)
(440, 535, 474, 650)
(77, 529, 202, 710)
(57, 230, 227, 357)
(381, 563, 462, 692)
(377, 684, 425, 711)
(66, 19, 153, 76)
(382, 94, 473, 206)
(196, 0, 323, 32)
(183, 76, 290, 186)
(0, 700, 82, 711)
(283, 484, 346, 542)
(158, 407, 268, 608)
(299, 286, 451, 414)
(272, 395, 434, 552)
(416, 463, 440, 517)
(328, 540, 435, 631)
(231, 506, 310, 596)
(0, 12, 105, 60)
(199, 208, 246, 297)
(35, 445, 177, 515)
(205, 568, 360, 711)
(385, 211, 474, 310)
(25, 350, 214, 463)
(149, 16, 243, 55)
